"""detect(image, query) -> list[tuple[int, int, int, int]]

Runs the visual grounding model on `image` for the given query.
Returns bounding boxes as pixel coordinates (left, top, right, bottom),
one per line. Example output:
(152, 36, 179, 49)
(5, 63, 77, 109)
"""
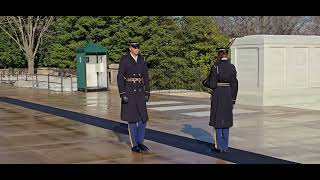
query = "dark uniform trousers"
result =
(213, 128, 229, 151)
(128, 118, 146, 147)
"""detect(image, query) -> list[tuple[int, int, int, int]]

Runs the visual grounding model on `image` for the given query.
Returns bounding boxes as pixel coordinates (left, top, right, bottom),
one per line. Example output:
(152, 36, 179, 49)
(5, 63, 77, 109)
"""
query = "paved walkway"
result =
(1, 84, 320, 163)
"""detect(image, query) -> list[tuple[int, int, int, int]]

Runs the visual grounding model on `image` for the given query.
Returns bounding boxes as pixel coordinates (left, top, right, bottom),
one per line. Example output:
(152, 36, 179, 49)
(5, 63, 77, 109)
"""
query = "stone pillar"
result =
(108, 64, 119, 89)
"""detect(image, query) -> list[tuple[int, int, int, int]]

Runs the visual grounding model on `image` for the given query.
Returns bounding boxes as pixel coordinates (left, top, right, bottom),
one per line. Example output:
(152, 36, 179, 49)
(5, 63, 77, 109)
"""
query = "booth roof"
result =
(76, 41, 107, 55)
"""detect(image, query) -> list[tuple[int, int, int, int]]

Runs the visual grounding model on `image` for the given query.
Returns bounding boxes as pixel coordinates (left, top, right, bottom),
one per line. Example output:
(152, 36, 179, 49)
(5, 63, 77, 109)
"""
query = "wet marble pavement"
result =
(1, 84, 320, 163)
(0, 102, 231, 164)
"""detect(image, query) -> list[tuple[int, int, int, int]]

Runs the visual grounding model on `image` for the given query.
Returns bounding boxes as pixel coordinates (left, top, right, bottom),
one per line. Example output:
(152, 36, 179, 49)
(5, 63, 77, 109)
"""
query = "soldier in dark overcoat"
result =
(203, 48, 238, 153)
(117, 42, 150, 153)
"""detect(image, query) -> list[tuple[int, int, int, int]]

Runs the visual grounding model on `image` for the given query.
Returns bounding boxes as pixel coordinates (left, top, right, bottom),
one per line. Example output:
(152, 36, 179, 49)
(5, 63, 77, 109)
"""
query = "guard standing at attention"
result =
(203, 48, 238, 153)
(117, 42, 150, 153)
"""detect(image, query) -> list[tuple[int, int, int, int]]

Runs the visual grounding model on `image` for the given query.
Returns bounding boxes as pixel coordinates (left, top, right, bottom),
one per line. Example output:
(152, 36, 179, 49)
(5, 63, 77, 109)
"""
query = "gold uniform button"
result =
(133, 74, 136, 76)
(134, 89, 136, 92)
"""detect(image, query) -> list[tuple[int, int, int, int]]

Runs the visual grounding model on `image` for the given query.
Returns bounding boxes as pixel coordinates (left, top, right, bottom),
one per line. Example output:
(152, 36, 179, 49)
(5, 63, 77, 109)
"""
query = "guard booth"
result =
(76, 41, 109, 92)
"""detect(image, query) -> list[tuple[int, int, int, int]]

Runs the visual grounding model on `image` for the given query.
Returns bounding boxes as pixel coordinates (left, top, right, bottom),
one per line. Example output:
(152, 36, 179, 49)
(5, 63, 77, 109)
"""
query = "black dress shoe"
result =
(138, 144, 149, 152)
(223, 149, 230, 153)
(211, 147, 223, 153)
(211, 144, 216, 150)
(131, 145, 142, 153)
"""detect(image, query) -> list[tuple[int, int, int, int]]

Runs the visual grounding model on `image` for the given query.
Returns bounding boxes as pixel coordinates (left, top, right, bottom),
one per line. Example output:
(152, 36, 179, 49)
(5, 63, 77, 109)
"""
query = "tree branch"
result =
(6, 17, 24, 51)
(0, 25, 24, 51)
(33, 16, 53, 57)
(31, 16, 40, 50)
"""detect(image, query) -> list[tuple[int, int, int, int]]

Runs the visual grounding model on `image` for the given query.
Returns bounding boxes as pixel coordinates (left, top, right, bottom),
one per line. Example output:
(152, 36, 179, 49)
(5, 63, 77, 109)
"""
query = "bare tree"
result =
(0, 16, 54, 74)
(213, 16, 311, 38)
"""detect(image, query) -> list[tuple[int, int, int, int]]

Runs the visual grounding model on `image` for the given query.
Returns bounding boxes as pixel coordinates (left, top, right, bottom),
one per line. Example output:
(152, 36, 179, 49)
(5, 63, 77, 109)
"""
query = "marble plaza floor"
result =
(0, 84, 320, 163)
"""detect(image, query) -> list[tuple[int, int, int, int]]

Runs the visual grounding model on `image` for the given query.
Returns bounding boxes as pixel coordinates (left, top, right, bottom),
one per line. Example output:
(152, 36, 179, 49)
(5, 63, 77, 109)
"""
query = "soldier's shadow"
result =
(181, 124, 213, 144)
(114, 132, 131, 145)
(113, 124, 131, 146)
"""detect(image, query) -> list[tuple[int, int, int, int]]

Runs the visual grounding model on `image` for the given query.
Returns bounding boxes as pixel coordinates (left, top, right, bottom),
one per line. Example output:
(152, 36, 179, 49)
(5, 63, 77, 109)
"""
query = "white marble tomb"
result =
(230, 35, 320, 106)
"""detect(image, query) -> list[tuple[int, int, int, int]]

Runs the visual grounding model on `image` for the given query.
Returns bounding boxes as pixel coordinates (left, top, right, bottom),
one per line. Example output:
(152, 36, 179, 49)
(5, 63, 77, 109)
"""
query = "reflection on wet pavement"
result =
(1, 84, 320, 163)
